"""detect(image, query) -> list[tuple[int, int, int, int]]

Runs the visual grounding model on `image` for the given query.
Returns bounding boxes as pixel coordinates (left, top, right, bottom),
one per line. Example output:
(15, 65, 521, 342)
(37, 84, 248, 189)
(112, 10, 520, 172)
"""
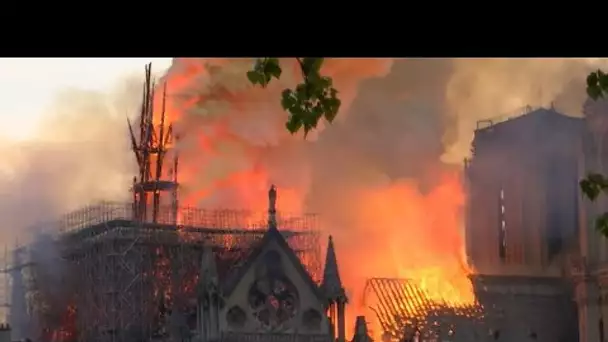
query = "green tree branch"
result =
(581, 70, 608, 235)
(586, 70, 608, 100)
(247, 58, 341, 136)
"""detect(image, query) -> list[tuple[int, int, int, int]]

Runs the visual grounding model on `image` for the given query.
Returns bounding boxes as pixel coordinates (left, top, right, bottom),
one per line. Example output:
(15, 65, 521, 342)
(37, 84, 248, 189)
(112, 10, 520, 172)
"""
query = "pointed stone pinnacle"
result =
(322, 235, 346, 302)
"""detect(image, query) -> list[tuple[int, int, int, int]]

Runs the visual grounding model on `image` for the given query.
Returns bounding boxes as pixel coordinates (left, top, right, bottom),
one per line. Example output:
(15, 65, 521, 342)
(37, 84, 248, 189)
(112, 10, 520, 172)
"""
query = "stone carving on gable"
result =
(226, 305, 247, 329)
(248, 250, 300, 331)
(302, 308, 323, 331)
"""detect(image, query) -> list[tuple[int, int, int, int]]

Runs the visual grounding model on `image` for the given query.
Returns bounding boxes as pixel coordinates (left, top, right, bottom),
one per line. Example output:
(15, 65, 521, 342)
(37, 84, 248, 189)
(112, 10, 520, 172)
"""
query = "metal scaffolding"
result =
(0, 244, 34, 341)
(14, 203, 322, 342)
(0, 247, 9, 324)
(4, 63, 324, 342)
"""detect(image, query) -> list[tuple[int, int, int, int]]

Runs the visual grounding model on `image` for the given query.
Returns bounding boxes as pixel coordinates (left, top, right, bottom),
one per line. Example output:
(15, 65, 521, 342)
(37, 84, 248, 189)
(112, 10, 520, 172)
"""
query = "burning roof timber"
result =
(363, 277, 484, 340)
(52, 200, 323, 279)
(57, 201, 319, 233)
(14, 200, 323, 342)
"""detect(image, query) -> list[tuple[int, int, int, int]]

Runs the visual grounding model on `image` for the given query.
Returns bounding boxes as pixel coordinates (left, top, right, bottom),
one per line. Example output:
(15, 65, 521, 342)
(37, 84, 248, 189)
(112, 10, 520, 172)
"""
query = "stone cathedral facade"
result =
(193, 186, 372, 342)
(464, 105, 608, 342)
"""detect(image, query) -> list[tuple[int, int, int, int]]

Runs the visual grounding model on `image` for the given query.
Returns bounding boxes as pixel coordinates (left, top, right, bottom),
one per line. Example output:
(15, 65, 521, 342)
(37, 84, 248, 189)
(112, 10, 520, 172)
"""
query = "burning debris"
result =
(52, 205, 319, 342)
(363, 278, 484, 341)
(3, 59, 492, 342)
(156, 58, 478, 339)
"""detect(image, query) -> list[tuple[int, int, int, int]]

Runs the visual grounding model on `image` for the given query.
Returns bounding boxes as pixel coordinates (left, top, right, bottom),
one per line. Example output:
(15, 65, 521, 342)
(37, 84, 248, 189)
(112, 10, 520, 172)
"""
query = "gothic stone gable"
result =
(220, 230, 329, 337)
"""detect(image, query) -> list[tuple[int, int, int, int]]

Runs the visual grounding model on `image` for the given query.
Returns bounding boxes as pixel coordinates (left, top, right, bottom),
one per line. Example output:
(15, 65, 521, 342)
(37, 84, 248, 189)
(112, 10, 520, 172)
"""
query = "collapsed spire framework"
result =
(128, 63, 178, 224)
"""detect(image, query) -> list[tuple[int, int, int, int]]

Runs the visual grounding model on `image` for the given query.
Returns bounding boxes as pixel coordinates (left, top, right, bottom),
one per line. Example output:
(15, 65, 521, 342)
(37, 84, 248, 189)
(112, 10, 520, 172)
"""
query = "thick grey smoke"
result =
(0, 58, 601, 246)
(0, 58, 604, 332)
(307, 57, 608, 204)
(0, 76, 143, 246)
(167, 58, 608, 209)
(310, 57, 608, 258)
(0, 74, 145, 332)
(441, 58, 608, 162)
(162, 58, 608, 325)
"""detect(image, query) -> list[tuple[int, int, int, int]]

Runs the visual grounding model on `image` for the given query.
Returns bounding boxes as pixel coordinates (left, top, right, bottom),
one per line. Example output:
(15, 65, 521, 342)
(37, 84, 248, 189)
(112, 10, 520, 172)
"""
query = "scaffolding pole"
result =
(20, 205, 321, 342)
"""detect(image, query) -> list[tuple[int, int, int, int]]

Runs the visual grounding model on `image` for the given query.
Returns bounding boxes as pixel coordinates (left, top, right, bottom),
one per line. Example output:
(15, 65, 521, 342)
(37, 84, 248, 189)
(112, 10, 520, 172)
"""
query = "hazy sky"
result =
(0, 58, 172, 141)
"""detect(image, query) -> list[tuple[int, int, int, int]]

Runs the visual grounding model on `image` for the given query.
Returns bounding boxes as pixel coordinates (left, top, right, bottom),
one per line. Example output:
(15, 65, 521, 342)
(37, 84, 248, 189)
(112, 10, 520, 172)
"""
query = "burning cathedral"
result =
(195, 185, 353, 342)
(0, 64, 375, 342)
(6, 62, 608, 342)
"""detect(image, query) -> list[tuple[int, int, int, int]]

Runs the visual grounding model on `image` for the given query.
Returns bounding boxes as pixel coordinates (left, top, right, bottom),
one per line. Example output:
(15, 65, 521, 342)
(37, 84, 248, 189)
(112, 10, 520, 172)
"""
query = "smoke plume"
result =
(2, 58, 608, 336)
(0, 72, 148, 330)
(0, 76, 144, 246)
(161, 58, 608, 333)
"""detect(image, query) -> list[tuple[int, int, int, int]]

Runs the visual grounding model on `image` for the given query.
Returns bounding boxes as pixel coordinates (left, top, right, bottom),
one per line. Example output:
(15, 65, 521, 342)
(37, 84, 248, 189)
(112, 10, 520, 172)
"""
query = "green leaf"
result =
(312, 58, 324, 73)
(581, 178, 600, 200)
(301, 58, 317, 76)
(587, 72, 599, 88)
(583, 69, 608, 239)
(596, 212, 608, 237)
(588, 85, 603, 100)
(311, 105, 323, 123)
(264, 58, 282, 79)
(281, 89, 296, 110)
(295, 83, 306, 95)
(248, 57, 340, 136)
(247, 70, 261, 85)
(320, 76, 332, 88)
(587, 71, 605, 100)
(253, 59, 265, 71)
(580, 173, 608, 201)
(248, 58, 283, 88)
(285, 115, 302, 134)
(324, 97, 341, 123)
(599, 72, 608, 92)
(588, 173, 608, 186)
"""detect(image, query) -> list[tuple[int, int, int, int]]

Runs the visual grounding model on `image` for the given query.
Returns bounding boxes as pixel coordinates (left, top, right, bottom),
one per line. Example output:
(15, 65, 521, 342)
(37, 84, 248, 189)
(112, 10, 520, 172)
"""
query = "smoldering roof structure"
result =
(14, 201, 322, 342)
(363, 277, 484, 341)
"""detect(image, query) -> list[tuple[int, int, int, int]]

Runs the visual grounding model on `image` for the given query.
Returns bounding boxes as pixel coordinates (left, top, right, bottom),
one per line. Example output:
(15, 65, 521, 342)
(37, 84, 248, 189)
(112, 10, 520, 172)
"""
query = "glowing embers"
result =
(247, 251, 299, 331)
(363, 277, 484, 341)
(47, 302, 77, 342)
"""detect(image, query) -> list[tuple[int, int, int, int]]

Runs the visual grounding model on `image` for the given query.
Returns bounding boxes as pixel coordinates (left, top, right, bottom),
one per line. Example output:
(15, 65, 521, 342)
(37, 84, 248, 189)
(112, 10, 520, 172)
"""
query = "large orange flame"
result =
(155, 58, 474, 338)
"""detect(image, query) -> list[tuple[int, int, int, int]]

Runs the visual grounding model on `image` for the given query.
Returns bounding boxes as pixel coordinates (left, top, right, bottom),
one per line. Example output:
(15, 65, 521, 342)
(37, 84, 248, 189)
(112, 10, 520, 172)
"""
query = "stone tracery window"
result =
(248, 250, 300, 331)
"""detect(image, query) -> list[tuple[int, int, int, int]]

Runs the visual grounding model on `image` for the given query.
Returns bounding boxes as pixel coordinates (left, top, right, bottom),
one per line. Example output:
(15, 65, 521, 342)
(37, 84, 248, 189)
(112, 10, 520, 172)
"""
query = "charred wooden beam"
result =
(363, 277, 484, 341)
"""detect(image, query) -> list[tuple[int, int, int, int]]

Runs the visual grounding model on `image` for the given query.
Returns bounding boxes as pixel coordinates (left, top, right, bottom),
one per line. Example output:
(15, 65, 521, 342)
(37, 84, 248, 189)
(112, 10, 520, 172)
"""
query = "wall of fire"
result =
(465, 109, 583, 276)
